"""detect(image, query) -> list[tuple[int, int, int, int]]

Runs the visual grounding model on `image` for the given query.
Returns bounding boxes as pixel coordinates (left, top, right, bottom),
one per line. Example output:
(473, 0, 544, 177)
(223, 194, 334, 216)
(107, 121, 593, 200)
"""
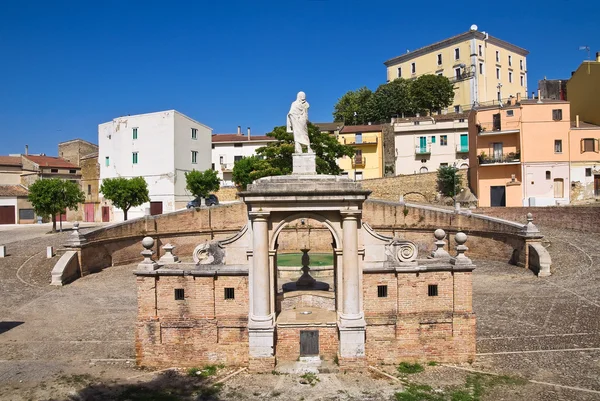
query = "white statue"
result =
(287, 91, 312, 153)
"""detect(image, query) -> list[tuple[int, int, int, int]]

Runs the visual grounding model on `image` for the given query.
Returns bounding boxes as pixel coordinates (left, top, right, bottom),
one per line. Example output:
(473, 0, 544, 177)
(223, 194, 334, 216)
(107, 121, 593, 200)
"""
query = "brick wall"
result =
(276, 326, 338, 362)
(361, 170, 468, 203)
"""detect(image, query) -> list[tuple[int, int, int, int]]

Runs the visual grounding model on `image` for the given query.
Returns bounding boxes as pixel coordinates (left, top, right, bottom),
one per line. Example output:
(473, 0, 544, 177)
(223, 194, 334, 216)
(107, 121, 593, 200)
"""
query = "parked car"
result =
(187, 194, 219, 208)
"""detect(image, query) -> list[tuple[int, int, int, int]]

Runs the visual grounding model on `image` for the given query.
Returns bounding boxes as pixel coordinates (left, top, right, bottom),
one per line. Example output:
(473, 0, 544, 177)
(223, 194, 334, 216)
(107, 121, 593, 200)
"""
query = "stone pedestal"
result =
(292, 153, 316, 175)
(0, 245, 5, 258)
(159, 243, 179, 264)
(47, 246, 54, 259)
(338, 326, 366, 358)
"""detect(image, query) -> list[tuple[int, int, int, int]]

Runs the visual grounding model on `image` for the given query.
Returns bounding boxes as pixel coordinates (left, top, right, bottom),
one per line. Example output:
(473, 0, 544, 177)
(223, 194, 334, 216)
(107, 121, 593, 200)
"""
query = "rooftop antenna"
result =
(579, 46, 590, 60)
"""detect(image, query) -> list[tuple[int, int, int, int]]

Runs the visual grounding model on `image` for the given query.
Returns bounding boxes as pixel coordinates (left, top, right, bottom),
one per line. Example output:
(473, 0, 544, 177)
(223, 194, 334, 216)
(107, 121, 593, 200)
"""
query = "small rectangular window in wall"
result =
(520, 76, 524, 86)
(51, 168, 58, 173)
(411, 63, 416, 74)
(224, 287, 235, 300)
(431, 136, 436, 144)
(87, 185, 92, 195)
(478, 44, 482, 56)
(554, 140, 562, 153)
(509, 71, 513, 83)
(546, 171, 551, 180)
(191, 151, 198, 164)
(520, 59, 523, 70)
(70, 169, 77, 174)
(582, 138, 596, 153)
(397, 67, 402, 78)
(496, 68, 500, 79)
(428, 284, 438, 297)
(508, 55, 512, 66)
(133, 128, 138, 140)
(132, 152, 139, 164)
(479, 63, 484, 74)
(174, 288, 185, 300)
(437, 54, 442, 65)
(105, 157, 110, 166)
(440, 135, 448, 146)
(234, 143, 243, 148)
(454, 48, 460, 60)
(496, 51, 500, 62)
(506, 110, 514, 117)
(191, 128, 198, 139)
(19, 209, 35, 220)
(586, 168, 592, 177)
(552, 109, 563, 121)
(211, 163, 215, 171)
(377, 285, 388, 298)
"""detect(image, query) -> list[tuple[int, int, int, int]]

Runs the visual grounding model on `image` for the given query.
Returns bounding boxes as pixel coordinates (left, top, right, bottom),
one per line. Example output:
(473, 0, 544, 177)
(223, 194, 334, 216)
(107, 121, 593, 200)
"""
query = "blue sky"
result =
(1, 0, 598, 156)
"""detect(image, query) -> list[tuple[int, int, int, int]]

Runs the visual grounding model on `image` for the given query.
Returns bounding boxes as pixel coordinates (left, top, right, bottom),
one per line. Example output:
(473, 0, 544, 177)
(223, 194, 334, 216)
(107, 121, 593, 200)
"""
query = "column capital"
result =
(340, 210, 361, 219)
(249, 211, 270, 221)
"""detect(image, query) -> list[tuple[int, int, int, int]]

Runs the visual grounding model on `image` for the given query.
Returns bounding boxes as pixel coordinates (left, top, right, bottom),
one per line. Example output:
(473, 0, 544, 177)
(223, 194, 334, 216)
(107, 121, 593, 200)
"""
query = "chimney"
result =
(597, 52, 600, 62)
(25, 145, 28, 156)
(247, 127, 251, 140)
(576, 115, 580, 128)
(237, 125, 241, 136)
(537, 89, 542, 103)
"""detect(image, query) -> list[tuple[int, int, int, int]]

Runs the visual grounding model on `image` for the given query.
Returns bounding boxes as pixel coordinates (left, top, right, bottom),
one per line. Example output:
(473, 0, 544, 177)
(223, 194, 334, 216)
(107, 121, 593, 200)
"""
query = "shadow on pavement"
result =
(0, 321, 24, 334)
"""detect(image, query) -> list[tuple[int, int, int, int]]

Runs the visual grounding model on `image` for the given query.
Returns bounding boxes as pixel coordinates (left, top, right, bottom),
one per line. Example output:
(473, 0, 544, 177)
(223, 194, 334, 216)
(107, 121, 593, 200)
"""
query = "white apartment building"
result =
(99, 110, 212, 221)
(212, 127, 275, 186)
(394, 114, 469, 175)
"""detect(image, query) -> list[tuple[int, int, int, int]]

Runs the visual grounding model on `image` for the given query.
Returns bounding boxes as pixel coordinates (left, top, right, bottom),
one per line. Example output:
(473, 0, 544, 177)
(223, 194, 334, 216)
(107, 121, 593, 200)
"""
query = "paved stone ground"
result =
(0, 225, 599, 400)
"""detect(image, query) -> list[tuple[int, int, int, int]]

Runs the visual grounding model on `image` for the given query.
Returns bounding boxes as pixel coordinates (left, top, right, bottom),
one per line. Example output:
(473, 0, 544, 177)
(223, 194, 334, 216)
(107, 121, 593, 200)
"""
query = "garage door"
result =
(0, 206, 16, 224)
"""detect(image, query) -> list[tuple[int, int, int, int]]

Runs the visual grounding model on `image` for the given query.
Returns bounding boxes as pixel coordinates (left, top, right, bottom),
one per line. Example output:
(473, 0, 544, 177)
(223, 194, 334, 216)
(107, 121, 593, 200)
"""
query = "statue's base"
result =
(292, 153, 316, 175)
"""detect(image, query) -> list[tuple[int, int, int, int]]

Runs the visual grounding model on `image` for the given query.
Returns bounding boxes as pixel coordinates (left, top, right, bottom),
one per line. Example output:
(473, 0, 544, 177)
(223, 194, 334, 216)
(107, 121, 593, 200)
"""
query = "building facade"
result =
(567, 52, 600, 126)
(469, 98, 600, 207)
(211, 128, 276, 187)
(393, 114, 469, 175)
(337, 125, 384, 180)
(384, 26, 529, 113)
(99, 110, 212, 221)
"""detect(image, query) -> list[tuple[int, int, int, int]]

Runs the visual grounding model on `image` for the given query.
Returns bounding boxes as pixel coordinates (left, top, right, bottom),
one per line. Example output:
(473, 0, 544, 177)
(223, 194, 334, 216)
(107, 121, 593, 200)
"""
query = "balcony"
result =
(477, 120, 520, 136)
(415, 145, 431, 155)
(220, 163, 235, 172)
(352, 155, 366, 167)
(456, 144, 469, 153)
(343, 136, 378, 145)
(478, 152, 521, 166)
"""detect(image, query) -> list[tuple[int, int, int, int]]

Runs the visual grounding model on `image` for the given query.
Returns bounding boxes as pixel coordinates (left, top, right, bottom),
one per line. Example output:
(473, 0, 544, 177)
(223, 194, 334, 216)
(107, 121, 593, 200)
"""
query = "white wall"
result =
(394, 120, 469, 175)
(99, 110, 212, 221)
(522, 162, 570, 206)
(0, 198, 18, 223)
(174, 112, 212, 207)
(212, 140, 272, 186)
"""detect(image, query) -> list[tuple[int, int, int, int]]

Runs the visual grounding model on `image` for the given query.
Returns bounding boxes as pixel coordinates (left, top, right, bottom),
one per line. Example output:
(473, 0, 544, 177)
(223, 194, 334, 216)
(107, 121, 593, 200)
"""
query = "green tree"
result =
(231, 156, 274, 190)
(28, 178, 85, 232)
(100, 177, 150, 221)
(437, 166, 462, 197)
(332, 87, 376, 124)
(410, 74, 455, 115)
(185, 169, 220, 200)
(370, 78, 416, 122)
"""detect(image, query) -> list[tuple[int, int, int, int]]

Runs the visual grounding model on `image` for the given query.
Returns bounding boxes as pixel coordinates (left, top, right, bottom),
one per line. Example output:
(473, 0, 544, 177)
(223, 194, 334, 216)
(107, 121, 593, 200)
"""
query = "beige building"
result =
(384, 26, 529, 113)
(567, 52, 600, 126)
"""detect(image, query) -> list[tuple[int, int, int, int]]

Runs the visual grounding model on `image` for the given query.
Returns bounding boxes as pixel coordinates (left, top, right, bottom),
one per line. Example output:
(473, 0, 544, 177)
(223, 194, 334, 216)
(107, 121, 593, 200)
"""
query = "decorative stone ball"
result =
(142, 236, 155, 250)
(434, 228, 446, 241)
(73, 221, 80, 229)
(455, 232, 467, 245)
(527, 212, 533, 221)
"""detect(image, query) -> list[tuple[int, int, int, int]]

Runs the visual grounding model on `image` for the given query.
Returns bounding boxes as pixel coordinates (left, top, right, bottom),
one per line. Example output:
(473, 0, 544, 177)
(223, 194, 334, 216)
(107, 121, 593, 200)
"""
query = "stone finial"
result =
(430, 229, 450, 260)
(451, 231, 472, 266)
(522, 212, 540, 236)
(159, 243, 180, 264)
(67, 221, 86, 247)
(138, 236, 159, 271)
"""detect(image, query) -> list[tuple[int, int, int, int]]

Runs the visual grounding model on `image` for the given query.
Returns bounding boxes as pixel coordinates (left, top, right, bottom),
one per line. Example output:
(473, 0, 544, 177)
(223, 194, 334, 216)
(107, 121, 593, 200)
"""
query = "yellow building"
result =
(337, 125, 383, 180)
(567, 52, 600, 126)
(384, 26, 529, 113)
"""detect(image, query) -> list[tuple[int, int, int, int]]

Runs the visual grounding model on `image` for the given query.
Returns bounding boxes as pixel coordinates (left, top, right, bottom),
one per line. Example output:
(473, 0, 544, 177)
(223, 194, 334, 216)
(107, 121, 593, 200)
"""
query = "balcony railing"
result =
(478, 152, 521, 165)
(343, 136, 378, 145)
(456, 144, 469, 153)
(415, 145, 431, 155)
(352, 155, 366, 167)
(220, 163, 235, 172)
(477, 120, 520, 134)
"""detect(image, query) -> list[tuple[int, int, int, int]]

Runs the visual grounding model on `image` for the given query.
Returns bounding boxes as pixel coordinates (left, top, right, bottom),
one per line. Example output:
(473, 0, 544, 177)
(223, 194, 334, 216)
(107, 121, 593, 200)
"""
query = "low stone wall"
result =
(474, 206, 600, 234)
(361, 170, 468, 203)
(214, 187, 240, 202)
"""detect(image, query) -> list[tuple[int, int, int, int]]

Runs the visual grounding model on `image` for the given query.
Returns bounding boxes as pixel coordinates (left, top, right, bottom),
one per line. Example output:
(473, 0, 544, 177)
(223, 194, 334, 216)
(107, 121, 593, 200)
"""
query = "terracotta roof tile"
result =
(0, 185, 29, 197)
(340, 125, 383, 133)
(24, 155, 79, 169)
(0, 156, 22, 166)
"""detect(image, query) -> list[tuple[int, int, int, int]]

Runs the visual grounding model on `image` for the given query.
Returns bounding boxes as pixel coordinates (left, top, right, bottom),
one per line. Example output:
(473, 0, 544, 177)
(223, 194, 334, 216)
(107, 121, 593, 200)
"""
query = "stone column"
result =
(338, 211, 366, 359)
(248, 212, 274, 361)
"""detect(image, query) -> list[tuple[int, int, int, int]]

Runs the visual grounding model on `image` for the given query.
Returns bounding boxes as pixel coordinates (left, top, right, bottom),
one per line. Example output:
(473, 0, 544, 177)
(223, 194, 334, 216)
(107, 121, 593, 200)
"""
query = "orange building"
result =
(469, 97, 600, 207)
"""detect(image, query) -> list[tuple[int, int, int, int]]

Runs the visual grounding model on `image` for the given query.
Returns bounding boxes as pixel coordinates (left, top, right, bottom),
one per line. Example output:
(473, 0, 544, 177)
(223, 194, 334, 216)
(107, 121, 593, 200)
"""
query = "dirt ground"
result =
(1, 224, 600, 400)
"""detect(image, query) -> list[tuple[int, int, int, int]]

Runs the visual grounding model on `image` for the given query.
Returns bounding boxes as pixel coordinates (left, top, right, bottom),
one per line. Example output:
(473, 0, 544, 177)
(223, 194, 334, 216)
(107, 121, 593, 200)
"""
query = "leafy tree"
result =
(100, 177, 150, 221)
(28, 178, 85, 232)
(411, 74, 455, 114)
(231, 156, 274, 190)
(437, 166, 463, 197)
(185, 169, 220, 199)
(332, 87, 376, 124)
(370, 79, 416, 122)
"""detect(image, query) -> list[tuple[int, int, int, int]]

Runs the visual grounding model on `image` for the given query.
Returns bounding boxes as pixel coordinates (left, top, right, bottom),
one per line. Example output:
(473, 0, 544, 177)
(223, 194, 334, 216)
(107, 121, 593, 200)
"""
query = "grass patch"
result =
(397, 362, 424, 374)
(300, 372, 320, 386)
(187, 364, 219, 378)
(394, 372, 527, 401)
(277, 253, 333, 267)
(427, 361, 438, 366)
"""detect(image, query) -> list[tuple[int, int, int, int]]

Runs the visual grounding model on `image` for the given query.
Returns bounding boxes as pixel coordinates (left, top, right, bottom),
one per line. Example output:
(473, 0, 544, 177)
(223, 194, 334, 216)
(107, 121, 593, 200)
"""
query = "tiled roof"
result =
(24, 155, 79, 169)
(0, 156, 22, 166)
(212, 134, 275, 143)
(0, 185, 29, 197)
(571, 121, 600, 129)
(340, 125, 383, 133)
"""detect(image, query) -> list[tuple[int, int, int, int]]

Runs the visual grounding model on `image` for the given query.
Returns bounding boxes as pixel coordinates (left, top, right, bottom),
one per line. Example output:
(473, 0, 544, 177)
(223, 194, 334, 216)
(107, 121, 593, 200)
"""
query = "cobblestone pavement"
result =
(0, 225, 599, 400)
